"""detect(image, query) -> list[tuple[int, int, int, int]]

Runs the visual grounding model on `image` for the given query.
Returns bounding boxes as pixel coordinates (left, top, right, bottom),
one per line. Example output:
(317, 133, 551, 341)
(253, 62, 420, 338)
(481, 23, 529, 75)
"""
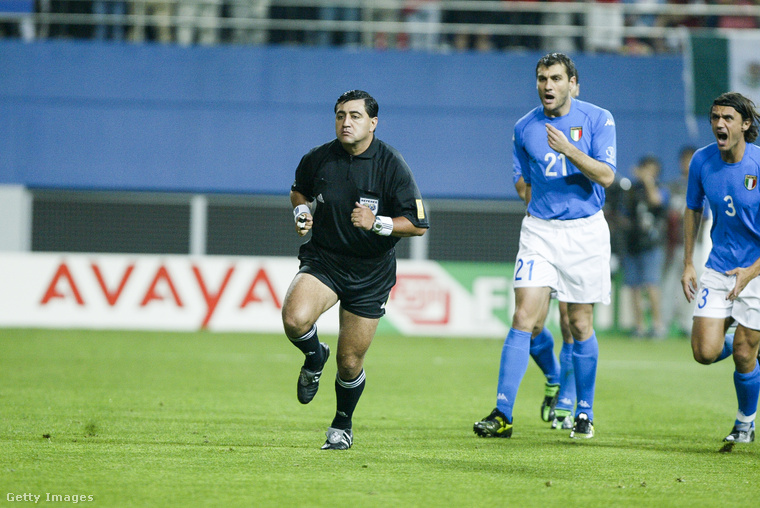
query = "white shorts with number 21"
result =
(513, 210, 611, 305)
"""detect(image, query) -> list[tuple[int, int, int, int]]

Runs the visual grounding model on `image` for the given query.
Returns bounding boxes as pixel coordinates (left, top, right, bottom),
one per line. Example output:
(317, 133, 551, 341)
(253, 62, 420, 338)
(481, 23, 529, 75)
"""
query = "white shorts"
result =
(693, 268, 760, 330)
(513, 211, 611, 305)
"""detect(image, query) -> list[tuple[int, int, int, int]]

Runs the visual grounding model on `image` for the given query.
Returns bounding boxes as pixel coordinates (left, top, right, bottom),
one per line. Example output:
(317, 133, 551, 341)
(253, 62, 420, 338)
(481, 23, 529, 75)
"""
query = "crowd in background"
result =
(1, 1, 760, 53)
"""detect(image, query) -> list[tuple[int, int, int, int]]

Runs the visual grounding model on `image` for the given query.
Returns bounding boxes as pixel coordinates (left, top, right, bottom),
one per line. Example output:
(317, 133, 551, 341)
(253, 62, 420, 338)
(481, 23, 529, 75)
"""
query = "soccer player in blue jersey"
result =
(513, 77, 581, 430)
(474, 52, 616, 439)
(681, 92, 760, 444)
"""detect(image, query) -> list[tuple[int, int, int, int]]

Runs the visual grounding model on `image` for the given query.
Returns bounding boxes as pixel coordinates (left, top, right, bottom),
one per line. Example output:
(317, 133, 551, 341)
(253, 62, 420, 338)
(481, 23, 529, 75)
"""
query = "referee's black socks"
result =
(288, 325, 324, 371)
(331, 370, 366, 430)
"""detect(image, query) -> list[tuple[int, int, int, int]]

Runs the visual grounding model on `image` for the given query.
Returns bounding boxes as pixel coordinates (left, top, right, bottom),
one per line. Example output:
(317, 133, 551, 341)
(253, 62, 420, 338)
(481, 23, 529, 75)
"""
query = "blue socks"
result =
(572, 332, 599, 421)
(734, 361, 760, 428)
(530, 327, 560, 385)
(556, 341, 576, 412)
(716, 333, 734, 363)
(496, 328, 532, 421)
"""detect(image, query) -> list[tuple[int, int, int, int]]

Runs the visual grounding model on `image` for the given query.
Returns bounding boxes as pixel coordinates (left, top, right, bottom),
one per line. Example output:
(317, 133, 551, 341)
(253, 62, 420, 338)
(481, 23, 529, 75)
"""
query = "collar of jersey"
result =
(334, 136, 380, 159)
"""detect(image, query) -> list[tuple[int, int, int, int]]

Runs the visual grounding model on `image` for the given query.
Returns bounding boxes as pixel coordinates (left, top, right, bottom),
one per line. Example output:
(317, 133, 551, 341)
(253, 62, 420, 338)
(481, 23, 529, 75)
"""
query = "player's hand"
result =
(545, 124, 572, 155)
(725, 265, 759, 301)
(351, 202, 374, 231)
(681, 264, 698, 302)
(295, 213, 313, 237)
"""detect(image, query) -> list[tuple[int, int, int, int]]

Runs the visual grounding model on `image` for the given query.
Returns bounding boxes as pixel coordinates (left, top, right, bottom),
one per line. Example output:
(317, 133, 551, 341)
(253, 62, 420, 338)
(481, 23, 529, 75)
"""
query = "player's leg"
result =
(281, 272, 338, 404)
(474, 286, 552, 437)
(567, 302, 597, 439)
(691, 316, 734, 365)
(529, 295, 560, 422)
(553, 301, 575, 429)
(725, 325, 760, 443)
(691, 269, 738, 365)
(321, 308, 379, 450)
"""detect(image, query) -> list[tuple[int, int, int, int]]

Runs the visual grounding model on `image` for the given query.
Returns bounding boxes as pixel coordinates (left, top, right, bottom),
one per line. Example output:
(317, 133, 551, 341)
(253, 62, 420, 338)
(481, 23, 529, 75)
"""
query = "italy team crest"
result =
(570, 127, 582, 142)
(746, 175, 758, 191)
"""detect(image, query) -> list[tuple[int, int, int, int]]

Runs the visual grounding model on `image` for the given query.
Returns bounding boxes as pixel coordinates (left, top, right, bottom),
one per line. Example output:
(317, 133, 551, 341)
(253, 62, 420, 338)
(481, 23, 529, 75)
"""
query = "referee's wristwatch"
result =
(371, 215, 393, 236)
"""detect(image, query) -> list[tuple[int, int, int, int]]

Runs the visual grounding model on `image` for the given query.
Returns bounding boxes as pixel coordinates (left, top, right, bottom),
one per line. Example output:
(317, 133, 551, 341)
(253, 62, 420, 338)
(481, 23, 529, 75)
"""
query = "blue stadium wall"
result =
(0, 40, 716, 199)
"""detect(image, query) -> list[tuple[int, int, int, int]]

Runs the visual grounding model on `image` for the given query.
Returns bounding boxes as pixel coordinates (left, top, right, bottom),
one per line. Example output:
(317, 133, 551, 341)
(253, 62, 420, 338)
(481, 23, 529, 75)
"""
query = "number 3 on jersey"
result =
(545, 152, 567, 177)
(515, 258, 534, 281)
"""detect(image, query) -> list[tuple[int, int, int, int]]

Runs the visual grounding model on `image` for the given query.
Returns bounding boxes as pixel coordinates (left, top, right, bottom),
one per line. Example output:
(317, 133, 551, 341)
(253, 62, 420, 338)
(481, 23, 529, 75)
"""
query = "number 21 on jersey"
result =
(545, 152, 567, 177)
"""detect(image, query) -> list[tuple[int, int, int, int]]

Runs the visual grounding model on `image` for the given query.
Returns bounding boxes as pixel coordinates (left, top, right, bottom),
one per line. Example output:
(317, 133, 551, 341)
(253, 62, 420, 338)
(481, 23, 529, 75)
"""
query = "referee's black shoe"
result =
(297, 342, 330, 404)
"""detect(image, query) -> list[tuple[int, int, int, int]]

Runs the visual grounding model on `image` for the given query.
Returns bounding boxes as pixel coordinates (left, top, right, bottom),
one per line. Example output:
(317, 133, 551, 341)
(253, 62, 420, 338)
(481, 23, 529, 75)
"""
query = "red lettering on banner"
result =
(389, 274, 450, 325)
(140, 265, 183, 307)
(40, 262, 85, 305)
(193, 264, 235, 329)
(240, 268, 282, 309)
(91, 263, 134, 306)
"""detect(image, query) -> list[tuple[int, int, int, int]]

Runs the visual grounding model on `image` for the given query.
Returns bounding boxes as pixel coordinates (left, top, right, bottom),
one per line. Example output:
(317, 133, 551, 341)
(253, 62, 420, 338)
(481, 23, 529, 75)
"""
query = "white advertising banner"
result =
(0, 253, 533, 338)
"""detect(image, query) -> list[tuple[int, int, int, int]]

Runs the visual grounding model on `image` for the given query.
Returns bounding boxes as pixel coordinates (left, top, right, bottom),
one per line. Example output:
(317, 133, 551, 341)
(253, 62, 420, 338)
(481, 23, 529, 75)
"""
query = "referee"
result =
(281, 90, 429, 450)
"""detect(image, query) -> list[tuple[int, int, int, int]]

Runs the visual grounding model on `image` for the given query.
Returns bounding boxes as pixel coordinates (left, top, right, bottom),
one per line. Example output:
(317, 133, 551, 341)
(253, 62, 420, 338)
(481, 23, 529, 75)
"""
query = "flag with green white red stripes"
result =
(689, 31, 760, 115)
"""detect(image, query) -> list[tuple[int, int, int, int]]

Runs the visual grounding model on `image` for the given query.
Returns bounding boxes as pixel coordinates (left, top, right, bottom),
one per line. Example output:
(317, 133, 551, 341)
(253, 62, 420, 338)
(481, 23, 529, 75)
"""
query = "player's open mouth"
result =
(716, 131, 728, 145)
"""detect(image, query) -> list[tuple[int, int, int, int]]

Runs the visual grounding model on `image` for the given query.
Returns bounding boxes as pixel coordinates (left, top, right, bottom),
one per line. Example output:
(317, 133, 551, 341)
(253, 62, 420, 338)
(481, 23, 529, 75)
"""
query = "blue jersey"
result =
(513, 99, 617, 220)
(686, 142, 760, 273)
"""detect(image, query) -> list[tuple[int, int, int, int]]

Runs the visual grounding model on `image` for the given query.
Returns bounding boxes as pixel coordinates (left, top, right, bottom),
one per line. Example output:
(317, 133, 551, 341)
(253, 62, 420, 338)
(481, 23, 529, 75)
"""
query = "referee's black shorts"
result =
(297, 242, 396, 319)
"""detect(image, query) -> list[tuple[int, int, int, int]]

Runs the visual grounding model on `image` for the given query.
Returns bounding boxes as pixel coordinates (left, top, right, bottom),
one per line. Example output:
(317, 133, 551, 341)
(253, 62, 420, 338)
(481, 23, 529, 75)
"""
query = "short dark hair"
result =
(335, 90, 379, 118)
(711, 92, 760, 143)
(536, 53, 578, 83)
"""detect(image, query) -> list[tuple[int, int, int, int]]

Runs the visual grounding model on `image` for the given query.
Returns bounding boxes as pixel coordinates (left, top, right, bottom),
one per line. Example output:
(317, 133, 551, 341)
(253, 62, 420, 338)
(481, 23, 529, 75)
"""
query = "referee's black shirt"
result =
(292, 137, 429, 259)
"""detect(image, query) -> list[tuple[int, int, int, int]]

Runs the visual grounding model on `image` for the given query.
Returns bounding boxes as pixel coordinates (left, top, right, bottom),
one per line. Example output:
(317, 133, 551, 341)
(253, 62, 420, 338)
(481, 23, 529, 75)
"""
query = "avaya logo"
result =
(39, 261, 282, 329)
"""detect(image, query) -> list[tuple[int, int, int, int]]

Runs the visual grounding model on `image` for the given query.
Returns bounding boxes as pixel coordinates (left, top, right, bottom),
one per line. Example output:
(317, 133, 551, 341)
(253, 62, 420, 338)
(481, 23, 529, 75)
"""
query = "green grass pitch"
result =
(1, 328, 757, 507)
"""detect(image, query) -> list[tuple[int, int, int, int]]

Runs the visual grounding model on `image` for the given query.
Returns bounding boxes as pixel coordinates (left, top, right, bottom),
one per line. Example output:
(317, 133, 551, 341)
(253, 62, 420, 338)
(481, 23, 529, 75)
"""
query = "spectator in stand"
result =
(128, 0, 173, 43)
(444, 0, 494, 52)
(660, 0, 707, 52)
(500, 0, 540, 50)
(620, 155, 670, 339)
(229, 0, 270, 45)
(585, 0, 624, 53)
(622, 0, 668, 54)
(313, 2, 360, 47)
(93, 0, 126, 40)
(269, 3, 315, 44)
(665, 0, 706, 30)
(371, 2, 401, 49)
(403, 0, 441, 51)
(0, 0, 35, 40)
(176, 0, 221, 45)
(542, 0, 581, 53)
(709, 0, 758, 29)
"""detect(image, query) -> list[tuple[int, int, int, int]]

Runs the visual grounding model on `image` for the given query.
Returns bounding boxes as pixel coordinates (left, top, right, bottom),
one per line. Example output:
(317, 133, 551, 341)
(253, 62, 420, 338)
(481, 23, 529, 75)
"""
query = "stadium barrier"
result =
(0, 252, 617, 337)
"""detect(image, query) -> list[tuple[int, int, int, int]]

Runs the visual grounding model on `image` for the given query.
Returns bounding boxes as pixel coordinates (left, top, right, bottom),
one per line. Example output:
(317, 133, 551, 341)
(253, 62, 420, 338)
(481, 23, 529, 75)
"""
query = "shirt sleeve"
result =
(590, 109, 617, 172)
(388, 156, 429, 228)
(513, 126, 530, 185)
(291, 152, 315, 200)
(685, 154, 705, 211)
